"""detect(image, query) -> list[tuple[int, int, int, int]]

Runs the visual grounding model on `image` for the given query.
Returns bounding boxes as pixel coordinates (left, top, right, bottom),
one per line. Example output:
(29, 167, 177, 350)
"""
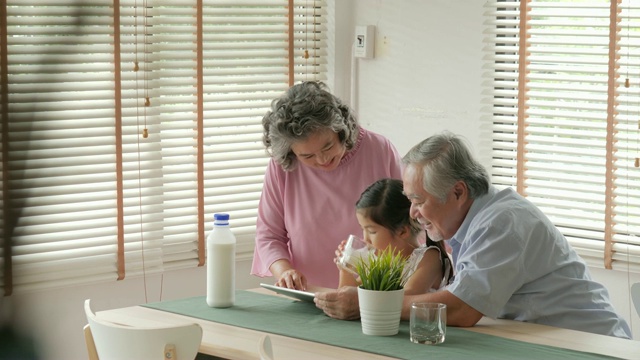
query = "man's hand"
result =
(314, 286, 360, 320)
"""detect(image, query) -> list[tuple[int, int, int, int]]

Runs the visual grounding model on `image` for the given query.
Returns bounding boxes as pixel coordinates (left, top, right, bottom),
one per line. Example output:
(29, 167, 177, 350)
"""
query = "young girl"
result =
(335, 178, 453, 294)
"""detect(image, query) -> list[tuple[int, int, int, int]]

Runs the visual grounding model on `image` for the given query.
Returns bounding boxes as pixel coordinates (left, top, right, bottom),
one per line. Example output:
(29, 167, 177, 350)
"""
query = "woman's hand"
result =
(275, 269, 307, 290)
(270, 259, 307, 290)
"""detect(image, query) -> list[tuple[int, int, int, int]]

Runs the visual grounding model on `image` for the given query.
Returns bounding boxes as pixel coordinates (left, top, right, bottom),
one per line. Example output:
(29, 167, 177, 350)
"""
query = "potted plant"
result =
(354, 246, 410, 336)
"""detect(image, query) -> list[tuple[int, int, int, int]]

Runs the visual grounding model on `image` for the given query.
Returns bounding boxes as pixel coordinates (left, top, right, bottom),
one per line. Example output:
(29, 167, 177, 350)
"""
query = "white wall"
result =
(334, 0, 491, 168)
(5, 2, 639, 360)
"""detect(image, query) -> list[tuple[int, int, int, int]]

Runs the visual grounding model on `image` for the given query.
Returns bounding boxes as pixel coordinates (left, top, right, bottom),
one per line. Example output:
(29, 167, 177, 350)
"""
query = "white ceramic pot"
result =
(357, 287, 404, 336)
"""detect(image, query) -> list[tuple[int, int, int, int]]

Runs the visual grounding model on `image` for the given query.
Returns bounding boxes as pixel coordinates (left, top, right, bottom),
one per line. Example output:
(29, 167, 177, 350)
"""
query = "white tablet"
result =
(259, 283, 315, 302)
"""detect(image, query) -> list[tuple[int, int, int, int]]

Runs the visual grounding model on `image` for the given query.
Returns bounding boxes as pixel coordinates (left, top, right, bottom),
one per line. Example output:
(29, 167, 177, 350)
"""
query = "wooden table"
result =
(96, 288, 640, 360)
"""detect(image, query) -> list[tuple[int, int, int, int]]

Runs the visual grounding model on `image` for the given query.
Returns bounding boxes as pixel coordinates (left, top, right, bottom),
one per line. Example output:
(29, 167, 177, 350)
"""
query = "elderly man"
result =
(314, 131, 631, 339)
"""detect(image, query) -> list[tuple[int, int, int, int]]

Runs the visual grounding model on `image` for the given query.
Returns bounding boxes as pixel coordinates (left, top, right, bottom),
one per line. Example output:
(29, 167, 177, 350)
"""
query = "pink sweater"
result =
(251, 128, 403, 288)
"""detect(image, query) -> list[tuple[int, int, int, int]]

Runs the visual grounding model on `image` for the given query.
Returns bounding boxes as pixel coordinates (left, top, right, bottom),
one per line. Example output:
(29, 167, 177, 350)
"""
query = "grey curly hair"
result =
(262, 81, 360, 171)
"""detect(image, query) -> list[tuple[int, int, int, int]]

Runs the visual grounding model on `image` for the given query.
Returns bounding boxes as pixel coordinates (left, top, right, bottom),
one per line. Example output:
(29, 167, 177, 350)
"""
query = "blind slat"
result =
(2, 0, 327, 293)
(484, 0, 640, 270)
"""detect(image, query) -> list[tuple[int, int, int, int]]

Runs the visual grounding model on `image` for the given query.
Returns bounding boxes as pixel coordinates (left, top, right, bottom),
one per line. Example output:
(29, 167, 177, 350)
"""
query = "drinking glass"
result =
(410, 302, 446, 345)
(336, 234, 375, 276)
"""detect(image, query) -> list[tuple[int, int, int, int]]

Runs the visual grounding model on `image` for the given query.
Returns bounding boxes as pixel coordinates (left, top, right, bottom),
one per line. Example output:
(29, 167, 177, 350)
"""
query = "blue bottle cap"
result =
(214, 213, 230, 221)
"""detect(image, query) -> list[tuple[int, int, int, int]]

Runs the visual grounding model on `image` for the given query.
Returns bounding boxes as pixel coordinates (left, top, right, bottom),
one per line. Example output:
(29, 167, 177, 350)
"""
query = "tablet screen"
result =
(259, 283, 315, 302)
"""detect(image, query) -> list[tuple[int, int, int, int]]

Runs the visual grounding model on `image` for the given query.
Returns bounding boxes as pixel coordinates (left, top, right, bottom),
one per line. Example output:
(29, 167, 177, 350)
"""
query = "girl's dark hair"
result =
(356, 178, 453, 284)
(355, 178, 420, 237)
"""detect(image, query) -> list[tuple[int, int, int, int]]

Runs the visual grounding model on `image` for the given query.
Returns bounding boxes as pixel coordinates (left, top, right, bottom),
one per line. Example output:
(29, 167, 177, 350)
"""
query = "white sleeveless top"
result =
(404, 245, 453, 290)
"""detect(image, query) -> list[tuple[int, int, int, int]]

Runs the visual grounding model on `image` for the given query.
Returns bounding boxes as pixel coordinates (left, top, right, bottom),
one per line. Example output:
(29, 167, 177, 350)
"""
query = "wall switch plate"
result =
(355, 25, 375, 59)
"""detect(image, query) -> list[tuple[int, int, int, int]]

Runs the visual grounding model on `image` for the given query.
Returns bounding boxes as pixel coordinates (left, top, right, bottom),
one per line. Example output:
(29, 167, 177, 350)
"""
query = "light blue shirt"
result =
(446, 186, 632, 339)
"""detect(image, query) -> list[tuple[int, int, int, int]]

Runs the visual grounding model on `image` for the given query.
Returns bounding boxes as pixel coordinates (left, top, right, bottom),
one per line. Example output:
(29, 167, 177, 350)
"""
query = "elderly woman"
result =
(251, 81, 402, 290)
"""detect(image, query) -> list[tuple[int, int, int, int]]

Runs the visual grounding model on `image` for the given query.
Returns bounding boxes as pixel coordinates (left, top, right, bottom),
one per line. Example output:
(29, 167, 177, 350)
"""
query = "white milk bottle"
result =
(206, 213, 236, 308)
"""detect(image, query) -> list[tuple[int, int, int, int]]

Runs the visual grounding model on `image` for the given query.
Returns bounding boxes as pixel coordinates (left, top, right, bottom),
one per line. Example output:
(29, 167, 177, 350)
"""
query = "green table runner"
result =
(143, 290, 618, 360)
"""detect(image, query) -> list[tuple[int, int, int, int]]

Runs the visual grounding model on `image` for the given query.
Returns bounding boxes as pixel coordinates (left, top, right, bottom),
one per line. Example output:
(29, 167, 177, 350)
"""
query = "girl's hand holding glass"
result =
(333, 240, 348, 268)
(336, 235, 375, 276)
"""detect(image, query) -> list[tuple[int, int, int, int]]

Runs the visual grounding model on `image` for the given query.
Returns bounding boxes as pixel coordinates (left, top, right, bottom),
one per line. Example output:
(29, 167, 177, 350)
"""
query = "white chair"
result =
(632, 282, 640, 317)
(84, 299, 203, 360)
(84, 324, 99, 360)
(258, 334, 275, 360)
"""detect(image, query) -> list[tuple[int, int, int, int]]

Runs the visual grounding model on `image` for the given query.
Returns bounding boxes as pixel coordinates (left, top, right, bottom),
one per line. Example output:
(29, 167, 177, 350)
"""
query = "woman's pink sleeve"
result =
(251, 161, 291, 277)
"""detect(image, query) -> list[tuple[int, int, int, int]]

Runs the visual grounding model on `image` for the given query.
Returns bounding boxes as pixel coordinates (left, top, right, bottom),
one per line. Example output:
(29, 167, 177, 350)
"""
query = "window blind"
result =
(1, 0, 327, 294)
(483, 0, 640, 272)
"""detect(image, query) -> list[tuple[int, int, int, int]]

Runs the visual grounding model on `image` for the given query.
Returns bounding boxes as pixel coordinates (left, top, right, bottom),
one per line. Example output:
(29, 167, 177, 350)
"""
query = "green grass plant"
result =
(355, 246, 408, 291)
